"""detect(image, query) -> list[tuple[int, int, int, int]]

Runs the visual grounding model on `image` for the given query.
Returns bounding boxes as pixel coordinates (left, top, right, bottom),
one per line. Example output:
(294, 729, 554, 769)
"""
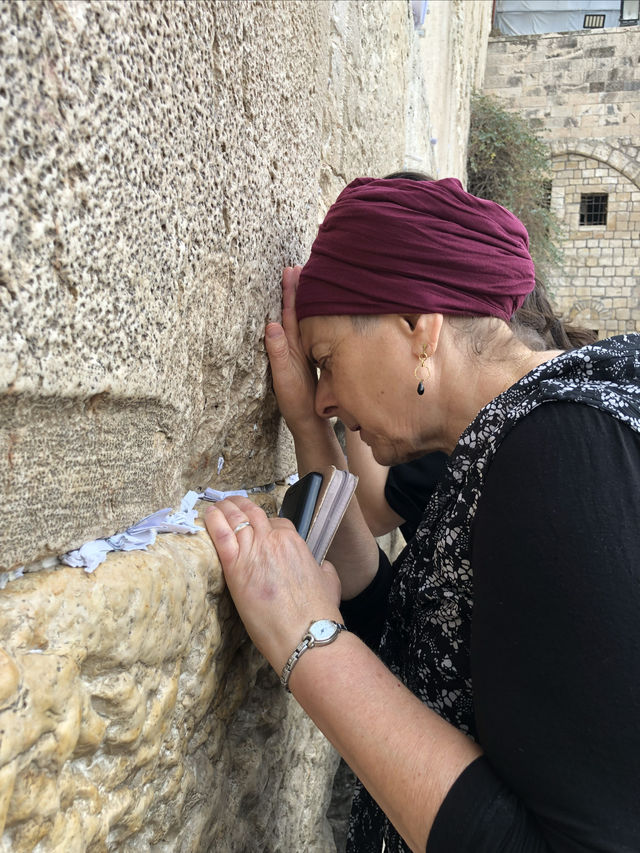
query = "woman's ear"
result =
(403, 314, 420, 331)
(408, 313, 444, 356)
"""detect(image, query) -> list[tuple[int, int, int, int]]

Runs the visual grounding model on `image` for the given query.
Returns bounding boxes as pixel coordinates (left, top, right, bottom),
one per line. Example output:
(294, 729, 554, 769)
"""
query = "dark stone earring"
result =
(415, 345, 430, 396)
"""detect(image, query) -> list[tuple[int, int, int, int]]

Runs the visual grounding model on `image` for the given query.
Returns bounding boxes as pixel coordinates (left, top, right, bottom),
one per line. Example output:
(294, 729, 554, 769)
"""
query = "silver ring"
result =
(232, 521, 251, 535)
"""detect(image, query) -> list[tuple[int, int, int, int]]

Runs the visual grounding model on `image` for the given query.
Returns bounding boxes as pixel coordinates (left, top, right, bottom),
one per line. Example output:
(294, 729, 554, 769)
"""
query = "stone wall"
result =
(1, 0, 435, 574)
(484, 27, 640, 336)
(0, 503, 340, 852)
(415, 0, 493, 180)
(0, 0, 492, 849)
(549, 149, 640, 335)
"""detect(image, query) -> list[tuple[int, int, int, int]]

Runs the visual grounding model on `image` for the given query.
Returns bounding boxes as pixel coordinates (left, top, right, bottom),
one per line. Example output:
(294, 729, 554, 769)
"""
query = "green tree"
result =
(467, 92, 563, 280)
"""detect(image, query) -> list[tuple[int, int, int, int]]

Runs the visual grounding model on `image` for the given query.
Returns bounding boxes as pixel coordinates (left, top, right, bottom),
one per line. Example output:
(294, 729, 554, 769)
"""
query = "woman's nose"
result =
(314, 375, 338, 419)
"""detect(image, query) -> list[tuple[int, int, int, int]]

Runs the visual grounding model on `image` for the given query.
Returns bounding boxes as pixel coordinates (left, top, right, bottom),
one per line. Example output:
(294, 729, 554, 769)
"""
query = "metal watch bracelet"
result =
(280, 620, 347, 692)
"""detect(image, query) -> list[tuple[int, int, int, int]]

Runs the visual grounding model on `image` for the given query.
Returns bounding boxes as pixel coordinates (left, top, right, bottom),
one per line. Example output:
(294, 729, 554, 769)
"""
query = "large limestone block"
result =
(318, 0, 420, 208)
(0, 521, 339, 851)
(0, 0, 425, 572)
(1, 0, 323, 569)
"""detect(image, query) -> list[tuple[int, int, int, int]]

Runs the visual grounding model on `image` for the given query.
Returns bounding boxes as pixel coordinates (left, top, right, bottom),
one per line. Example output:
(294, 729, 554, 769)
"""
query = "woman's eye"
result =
(311, 353, 330, 373)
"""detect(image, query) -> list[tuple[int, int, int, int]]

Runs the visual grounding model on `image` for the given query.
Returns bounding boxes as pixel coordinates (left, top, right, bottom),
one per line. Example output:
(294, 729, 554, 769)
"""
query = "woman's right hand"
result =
(265, 266, 323, 435)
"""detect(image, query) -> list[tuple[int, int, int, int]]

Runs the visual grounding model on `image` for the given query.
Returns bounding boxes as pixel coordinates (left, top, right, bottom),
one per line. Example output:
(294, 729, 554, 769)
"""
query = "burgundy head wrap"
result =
(296, 177, 535, 324)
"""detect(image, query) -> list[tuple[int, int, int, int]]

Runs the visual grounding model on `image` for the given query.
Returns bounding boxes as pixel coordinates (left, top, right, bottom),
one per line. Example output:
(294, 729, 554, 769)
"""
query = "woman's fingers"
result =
(205, 496, 271, 556)
(282, 266, 296, 315)
(282, 265, 301, 314)
(268, 267, 308, 372)
(204, 497, 297, 571)
(265, 321, 291, 373)
(203, 495, 344, 671)
(204, 497, 262, 560)
(203, 504, 243, 568)
(282, 266, 304, 345)
(265, 272, 319, 431)
(226, 495, 290, 536)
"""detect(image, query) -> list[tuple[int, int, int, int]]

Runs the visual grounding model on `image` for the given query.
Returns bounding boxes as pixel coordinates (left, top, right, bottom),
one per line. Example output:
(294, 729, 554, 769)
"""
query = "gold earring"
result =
(414, 344, 431, 396)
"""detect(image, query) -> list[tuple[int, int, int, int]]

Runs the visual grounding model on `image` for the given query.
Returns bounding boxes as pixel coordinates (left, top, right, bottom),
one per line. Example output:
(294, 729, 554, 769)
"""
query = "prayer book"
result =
(279, 466, 358, 563)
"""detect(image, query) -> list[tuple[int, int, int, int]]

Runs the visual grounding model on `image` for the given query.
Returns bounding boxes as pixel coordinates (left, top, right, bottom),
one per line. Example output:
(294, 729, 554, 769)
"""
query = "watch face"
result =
(310, 620, 337, 642)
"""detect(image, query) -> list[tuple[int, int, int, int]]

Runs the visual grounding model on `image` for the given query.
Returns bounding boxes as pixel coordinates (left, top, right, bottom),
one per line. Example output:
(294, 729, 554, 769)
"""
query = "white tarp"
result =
(494, 0, 622, 35)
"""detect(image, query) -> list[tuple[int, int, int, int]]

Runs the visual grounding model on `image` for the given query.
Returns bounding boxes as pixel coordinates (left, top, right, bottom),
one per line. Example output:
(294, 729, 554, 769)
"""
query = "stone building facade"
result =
(0, 1, 493, 849)
(484, 26, 640, 337)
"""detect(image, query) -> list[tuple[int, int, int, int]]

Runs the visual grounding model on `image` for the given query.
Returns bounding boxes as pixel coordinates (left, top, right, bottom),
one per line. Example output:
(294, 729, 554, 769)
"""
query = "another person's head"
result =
(514, 279, 597, 350)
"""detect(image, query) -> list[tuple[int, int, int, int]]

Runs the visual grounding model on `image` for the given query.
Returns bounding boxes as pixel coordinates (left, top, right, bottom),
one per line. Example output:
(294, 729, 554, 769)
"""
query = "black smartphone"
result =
(278, 472, 323, 540)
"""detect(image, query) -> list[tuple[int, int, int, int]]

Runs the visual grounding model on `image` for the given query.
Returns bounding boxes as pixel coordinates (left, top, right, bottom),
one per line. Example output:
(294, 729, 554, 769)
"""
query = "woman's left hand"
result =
(204, 496, 343, 674)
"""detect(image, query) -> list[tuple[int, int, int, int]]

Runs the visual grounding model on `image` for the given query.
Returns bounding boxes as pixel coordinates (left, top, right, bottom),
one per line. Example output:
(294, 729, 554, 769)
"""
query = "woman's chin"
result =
(369, 440, 413, 468)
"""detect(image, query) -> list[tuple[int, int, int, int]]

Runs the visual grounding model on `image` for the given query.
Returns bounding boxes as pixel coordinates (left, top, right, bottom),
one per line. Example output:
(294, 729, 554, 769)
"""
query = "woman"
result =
(205, 177, 640, 852)
(347, 278, 597, 542)
(347, 171, 598, 544)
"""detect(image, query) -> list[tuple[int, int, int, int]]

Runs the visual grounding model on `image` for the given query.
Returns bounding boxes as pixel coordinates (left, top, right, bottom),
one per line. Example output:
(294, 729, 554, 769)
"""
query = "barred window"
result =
(579, 193, 608, 226)
(583, 14, 605, 28)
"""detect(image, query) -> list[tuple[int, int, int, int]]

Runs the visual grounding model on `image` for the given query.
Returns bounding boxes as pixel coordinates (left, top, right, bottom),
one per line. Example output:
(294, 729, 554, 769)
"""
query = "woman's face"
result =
(299, 314, 436, 466)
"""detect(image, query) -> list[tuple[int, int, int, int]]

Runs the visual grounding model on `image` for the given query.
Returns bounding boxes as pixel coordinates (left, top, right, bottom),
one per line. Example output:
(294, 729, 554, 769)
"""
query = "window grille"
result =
(579, 194, 608, 226)
(583, 14, 606, 27)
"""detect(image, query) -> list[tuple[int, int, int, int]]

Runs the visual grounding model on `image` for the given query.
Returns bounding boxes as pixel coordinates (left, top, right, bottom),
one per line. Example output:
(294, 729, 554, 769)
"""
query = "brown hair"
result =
(513, 278, 597, 350)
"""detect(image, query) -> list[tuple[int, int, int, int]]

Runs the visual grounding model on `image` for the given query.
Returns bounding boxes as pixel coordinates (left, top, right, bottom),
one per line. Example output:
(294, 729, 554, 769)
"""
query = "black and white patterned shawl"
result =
(347, 334, 640, 853)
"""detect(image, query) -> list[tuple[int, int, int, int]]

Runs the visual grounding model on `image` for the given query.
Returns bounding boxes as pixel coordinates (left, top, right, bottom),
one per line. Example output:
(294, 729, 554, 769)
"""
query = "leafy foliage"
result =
(467, 92, 563, 278)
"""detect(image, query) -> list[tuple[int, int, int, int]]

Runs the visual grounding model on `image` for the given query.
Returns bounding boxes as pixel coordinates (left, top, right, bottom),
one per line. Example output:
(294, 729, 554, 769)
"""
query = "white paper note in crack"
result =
(61, 493, 202, 572)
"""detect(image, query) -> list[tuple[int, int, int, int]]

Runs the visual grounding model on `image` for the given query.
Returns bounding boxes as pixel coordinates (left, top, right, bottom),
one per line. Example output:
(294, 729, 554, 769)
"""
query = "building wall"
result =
(484, 26, 640, 336)
(550, 149, 640, 334)
(0, 0, 493, 849)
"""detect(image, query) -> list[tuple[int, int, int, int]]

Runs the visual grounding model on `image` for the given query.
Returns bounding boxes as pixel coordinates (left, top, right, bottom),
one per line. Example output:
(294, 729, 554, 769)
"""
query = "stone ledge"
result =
(0, 521, 338, 851)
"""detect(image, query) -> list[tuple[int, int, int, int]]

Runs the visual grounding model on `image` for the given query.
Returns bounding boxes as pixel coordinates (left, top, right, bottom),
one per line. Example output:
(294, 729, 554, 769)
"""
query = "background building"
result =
(494, 0, 636, 35)
(486, 1, 640, 337)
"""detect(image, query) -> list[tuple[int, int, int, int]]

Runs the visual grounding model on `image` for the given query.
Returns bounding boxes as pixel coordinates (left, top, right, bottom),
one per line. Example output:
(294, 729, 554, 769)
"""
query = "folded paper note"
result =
(39, 476, 299, 579)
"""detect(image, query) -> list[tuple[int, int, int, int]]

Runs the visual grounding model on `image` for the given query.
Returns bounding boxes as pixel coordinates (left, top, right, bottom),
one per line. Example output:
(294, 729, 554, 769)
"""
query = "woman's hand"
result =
(265, 266, 323, 435)
(204, 496, 343, 674)
(265, 267, 380, 600)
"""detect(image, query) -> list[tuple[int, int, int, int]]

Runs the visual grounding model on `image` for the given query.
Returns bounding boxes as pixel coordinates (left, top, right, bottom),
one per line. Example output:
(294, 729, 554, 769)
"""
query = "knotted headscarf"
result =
(296, 177, 535, 324)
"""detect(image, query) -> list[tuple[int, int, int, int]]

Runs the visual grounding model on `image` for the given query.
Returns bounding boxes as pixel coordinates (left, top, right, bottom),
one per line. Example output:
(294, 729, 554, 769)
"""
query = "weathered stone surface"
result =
(0, 0, 325, 569)
(0, 515, 339, 851)
(0, 0, 493, 572)
(0, 0, 421, 570)
(0, 2, 493, 849)
(415, 0, 493, 180)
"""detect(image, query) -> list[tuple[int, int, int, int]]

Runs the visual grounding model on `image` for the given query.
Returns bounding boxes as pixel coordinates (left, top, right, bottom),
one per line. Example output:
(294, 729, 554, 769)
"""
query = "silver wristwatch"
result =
(280, 619, 347, 691)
